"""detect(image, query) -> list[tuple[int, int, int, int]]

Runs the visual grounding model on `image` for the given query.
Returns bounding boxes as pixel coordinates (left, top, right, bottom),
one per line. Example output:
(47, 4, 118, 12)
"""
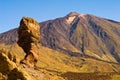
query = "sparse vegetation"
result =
(61, 72, 120, 80)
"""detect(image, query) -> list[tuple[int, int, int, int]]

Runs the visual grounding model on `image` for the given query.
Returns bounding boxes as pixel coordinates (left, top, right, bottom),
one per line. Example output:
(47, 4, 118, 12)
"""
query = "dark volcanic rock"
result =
(17, 17, 40, 67)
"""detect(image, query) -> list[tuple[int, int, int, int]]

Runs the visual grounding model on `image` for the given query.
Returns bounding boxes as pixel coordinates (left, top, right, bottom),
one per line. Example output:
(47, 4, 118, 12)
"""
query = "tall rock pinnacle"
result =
(17, 17, 40, 67)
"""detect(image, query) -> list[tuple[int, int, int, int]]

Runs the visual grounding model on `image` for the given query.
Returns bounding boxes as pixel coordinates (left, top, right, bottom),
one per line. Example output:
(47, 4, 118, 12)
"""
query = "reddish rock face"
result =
(17, 17, 40, 67)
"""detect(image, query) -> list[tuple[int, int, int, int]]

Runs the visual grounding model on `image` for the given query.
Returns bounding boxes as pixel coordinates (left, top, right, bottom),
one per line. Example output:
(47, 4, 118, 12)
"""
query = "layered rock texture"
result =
(0, 49, 33, 80)
(17, 17, 40, 67)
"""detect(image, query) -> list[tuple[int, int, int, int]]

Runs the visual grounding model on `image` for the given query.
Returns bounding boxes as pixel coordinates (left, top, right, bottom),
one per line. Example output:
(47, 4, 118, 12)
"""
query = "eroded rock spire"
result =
(17, 17, 40, 67)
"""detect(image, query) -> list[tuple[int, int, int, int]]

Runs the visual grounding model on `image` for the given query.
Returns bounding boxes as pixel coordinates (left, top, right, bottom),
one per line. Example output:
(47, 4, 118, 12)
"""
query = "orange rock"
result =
(17, 17, 40, 67)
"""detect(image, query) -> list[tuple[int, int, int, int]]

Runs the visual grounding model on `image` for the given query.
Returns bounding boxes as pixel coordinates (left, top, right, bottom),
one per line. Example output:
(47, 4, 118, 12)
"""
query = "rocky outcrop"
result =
(0, 49, 54, 80)
(0, 50, 32, 80)
(17, 17, 40, 67)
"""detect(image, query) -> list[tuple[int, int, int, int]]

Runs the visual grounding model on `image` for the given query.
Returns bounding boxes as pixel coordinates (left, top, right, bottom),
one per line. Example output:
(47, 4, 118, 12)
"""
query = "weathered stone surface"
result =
(0, 51, 32, 80)
(0, 51, 17, 75)
(17, 17, 40, 67)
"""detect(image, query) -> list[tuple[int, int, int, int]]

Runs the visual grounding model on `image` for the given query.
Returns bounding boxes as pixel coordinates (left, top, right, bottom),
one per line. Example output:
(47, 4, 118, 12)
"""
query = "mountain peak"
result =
(67, 12, 80, 17)
(66, 12, 86, 24)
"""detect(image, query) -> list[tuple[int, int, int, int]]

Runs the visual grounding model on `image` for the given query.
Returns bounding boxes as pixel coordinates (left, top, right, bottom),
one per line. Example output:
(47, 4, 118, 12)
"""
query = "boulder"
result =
(0, 51, 32, 80)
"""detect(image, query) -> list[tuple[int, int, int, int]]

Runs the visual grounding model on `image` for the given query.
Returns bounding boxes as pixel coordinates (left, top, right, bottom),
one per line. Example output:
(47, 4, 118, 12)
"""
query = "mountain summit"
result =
(66, 12, 80, 17)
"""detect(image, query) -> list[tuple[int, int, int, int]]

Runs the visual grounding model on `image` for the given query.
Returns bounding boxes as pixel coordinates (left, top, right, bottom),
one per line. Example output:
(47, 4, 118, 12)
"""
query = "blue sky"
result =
(0, 0, 120, 33)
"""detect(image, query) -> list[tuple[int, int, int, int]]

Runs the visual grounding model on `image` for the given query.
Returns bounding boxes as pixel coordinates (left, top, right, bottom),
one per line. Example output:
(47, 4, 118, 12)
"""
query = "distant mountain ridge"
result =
(1, 12, 120, 64)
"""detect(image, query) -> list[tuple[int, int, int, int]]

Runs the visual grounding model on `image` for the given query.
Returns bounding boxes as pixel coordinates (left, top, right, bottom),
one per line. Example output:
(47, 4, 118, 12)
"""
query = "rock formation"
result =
(17, 17, 40, 67)
(0, 50, 32, 80)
